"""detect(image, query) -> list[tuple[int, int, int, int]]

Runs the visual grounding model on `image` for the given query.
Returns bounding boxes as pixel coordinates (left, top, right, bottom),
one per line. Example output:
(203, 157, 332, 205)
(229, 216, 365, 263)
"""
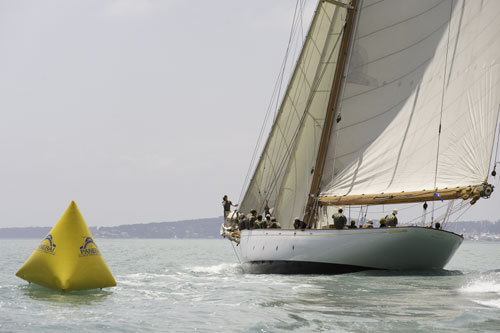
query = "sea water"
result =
(1, 239, 500, 332)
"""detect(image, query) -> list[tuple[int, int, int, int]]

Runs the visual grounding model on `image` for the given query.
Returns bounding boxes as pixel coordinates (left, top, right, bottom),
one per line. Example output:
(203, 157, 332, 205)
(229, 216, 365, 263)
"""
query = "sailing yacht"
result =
(222, 0, 500, 274)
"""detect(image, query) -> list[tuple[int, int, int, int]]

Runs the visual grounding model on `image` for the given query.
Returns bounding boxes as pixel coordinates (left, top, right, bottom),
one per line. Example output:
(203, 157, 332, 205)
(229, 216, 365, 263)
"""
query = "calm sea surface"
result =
(1, 238, 500, 332)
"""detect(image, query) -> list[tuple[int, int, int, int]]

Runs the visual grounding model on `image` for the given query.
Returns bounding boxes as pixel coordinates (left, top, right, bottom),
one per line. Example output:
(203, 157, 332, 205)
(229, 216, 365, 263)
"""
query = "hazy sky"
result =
(1, 0, 499, 228)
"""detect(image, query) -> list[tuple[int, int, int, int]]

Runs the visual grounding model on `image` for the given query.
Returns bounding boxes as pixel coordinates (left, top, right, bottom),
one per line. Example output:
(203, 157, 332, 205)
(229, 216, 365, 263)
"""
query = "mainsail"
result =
(241, 0, 500, 227)
(320, 0, 500, 202)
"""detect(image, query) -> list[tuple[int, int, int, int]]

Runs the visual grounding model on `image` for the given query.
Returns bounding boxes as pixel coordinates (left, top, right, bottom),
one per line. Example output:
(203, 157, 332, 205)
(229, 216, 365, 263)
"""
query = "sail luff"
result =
(303, 0, 358, 226)
(240, 1, 349, 219)
(271, 3, 351, 228)
(239, 1, 325, 214)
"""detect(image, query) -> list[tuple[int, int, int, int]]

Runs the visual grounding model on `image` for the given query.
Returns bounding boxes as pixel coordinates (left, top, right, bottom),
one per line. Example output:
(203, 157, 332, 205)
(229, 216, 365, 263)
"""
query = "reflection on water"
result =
(20, 283, 113, 305)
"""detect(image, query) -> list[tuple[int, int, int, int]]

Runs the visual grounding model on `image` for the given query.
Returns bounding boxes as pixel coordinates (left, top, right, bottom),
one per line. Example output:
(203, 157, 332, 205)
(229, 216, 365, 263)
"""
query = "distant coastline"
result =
(1, 218, 499, 240)
(0, 217, 222, 239)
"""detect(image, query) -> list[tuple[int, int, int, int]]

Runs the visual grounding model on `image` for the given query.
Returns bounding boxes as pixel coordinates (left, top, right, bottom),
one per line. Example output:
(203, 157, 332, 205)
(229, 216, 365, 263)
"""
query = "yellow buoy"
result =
(16, 201, 116, 291)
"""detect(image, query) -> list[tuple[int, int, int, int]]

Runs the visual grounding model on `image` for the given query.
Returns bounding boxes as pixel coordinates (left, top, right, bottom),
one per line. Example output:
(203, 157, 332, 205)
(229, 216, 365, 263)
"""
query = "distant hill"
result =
(0, 217, 223, 239)
(445, 220, 500, 240)
(1, 218, 499, 240)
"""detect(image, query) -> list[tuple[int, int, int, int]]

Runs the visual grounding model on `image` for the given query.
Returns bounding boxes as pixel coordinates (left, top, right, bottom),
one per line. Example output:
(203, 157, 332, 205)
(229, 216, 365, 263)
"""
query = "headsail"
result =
(319, 0, 500, 203)
(240, 1, 349, 226)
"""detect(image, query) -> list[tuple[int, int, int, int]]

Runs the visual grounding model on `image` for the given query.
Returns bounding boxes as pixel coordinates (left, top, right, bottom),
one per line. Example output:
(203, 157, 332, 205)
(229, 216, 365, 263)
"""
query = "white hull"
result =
(239, 227, 463, 274)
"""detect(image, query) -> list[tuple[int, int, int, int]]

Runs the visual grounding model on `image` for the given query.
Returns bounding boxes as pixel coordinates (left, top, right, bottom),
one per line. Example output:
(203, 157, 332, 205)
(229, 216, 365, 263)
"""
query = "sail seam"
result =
(348, 20, 448, 73)
(356, 0, 448, 40)
(337, 61, 500, 144)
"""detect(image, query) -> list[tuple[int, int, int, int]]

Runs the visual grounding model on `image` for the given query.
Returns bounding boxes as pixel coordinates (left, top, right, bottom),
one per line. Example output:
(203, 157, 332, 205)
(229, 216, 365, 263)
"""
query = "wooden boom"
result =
(318, 184, 493, 206)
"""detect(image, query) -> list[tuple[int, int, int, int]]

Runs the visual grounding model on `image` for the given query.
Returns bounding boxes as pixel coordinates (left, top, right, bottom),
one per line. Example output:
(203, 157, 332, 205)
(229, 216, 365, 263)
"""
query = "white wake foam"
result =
(459, 272, 500, 309)
(473, 299, 500, 309)
(459, 278, 500, 294)
(190, 263, 240, 274)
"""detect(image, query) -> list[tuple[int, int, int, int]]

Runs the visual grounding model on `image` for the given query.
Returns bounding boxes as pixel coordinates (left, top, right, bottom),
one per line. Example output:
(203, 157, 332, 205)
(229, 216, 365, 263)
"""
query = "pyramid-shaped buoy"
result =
(16, 201, 116, 291)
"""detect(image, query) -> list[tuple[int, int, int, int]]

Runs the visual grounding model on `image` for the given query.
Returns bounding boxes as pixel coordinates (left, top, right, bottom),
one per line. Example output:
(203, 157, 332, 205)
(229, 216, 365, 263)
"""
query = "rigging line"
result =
(490, 104, 500, 178)
(494, 106, 500, 164)
(345, 202, 422, 214)
(238, 0, 304, 203)
(408, 198, 468, 226)
(242, 2, 302, 182)
(299, 0, 306, 44)
(266, 9, 350, 206)
(405, 200, 457, 225)
(443, 200, 454, 226)
(229, 240, 241, 264)
(432, 0, 454, 222)
(273, 0, 305, 121)
(442, 200, 455, 228)
(260, 12, 347, 207)
(449, 200, 473, 223)
(260, 5, 355, 216)
(240, 0, 323, 206)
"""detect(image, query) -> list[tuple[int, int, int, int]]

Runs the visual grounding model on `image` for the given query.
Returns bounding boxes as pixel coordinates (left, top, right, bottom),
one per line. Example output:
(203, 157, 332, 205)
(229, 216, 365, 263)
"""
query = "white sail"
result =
(320, 0, 500, 198)
(240, 1, 348, 218)
(229, 0, 483, 276)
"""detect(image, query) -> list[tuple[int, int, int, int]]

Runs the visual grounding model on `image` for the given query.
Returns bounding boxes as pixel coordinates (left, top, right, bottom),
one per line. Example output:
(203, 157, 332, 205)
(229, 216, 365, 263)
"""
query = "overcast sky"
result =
(1, 0, 499, 228)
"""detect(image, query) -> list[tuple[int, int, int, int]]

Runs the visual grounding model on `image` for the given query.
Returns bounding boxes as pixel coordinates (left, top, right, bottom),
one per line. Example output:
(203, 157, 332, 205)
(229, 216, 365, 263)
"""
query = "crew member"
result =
(238, 214, 248, 230)
(246, 209, 257, 230)
(294, 217, 306, 229)
(362, 220, 374, 229)
(222, 195, 238, 219)
(264, 214, 272, 229)
(270, 217, 281, 229)
(255, 215, 264, 229)
(333, 208, 347, 230)
(385, 210, 398, 227)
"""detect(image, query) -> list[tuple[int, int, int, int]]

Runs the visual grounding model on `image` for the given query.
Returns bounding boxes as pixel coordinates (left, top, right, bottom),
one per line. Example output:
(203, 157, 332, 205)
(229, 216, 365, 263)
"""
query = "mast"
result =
(304, 0, 358, 227)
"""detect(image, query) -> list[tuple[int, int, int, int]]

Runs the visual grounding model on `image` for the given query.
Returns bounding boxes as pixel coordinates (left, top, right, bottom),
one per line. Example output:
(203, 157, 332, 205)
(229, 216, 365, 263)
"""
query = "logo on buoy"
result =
(79, 236, 100, 257)
(37, 234, 56, 255)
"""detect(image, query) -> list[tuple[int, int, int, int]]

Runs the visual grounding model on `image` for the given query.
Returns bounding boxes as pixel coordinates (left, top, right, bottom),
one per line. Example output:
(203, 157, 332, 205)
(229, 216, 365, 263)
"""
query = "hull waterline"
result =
(239, 227, 463, 274)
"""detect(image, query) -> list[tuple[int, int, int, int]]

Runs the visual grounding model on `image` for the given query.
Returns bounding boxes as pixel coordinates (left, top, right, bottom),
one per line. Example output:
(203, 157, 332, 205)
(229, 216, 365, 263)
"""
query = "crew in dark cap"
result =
(255, 215, 264, 229)
(294, 217, 307, 229)
(246, 209, 257, 230)
(270, 217, 281, 229)
(263, 214, 272, 229)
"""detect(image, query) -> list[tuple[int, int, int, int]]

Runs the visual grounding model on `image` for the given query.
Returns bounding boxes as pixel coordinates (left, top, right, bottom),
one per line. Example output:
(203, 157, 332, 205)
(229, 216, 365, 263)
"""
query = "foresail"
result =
(320, 0, 500, 200)
(240, 1, 348, 222)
